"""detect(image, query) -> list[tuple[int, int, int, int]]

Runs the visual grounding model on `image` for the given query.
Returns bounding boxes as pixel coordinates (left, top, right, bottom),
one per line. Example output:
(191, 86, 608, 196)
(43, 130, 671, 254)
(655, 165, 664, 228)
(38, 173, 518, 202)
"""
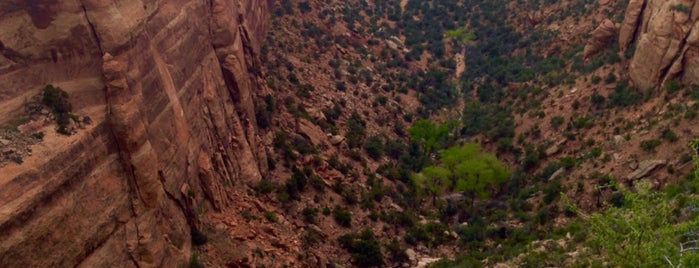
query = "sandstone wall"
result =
(621, 0, 699, 88)
(0, 0, 269, 266)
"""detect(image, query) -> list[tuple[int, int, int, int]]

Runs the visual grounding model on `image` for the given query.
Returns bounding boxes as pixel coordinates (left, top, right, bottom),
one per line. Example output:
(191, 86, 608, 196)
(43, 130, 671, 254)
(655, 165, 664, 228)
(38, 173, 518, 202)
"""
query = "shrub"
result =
(665, 80, 683, 95)
(254, 179, 275, 194)
(550, 116, 564, 129)
(42, 84, 73, 135)
(264, 211, 277, 222)
(346, 112, 366, 148)
(332, 206, 352, 227)
(302, 207, 318, 223)
(661, 128, 679, 142)
(364, 135, 384, 160)
(604, 72, 616, 84)
(338, 229, 383, 267)
(640, 139, 662, 151)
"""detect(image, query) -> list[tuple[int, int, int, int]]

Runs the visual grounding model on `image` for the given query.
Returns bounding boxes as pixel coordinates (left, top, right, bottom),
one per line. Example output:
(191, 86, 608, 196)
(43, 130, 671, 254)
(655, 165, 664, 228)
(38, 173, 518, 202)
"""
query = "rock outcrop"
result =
(622, 0, 699, 88)
(583, 19, 616, 59)
(0, 0, 269, 266)
(625, 159, 667, 181)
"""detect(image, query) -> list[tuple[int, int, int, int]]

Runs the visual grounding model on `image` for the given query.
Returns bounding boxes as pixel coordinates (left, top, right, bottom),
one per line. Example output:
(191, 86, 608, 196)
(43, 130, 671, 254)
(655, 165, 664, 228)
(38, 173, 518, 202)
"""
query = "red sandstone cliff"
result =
(620, 0, 699, 89)
(0, 0, 269, 266)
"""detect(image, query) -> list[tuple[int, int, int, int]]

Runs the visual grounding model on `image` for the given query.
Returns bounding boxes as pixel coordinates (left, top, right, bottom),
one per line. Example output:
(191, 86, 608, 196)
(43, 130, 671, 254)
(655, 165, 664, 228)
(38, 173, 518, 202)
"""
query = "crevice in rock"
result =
(627, 0, 647, 51)
(80, 2, 104, 55)
(658, 3, 697, 87)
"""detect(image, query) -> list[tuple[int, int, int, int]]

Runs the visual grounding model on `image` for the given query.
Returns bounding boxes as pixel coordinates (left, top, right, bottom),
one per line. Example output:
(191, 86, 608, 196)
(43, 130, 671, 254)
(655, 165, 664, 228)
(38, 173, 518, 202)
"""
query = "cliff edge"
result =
(0, 0, 269, 266)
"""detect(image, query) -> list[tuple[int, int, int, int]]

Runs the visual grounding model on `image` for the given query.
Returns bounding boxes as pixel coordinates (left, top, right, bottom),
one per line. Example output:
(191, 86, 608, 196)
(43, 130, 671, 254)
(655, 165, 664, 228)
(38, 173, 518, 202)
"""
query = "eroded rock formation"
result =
(583, 19, 616, 59)
(621, 0, 699, 88)
(0, 0, 269, 266)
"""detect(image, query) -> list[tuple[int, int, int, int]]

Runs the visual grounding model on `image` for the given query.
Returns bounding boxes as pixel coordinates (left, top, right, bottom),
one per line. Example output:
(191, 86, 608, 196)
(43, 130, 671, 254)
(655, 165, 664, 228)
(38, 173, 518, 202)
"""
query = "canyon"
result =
(3, 0, 699, 267)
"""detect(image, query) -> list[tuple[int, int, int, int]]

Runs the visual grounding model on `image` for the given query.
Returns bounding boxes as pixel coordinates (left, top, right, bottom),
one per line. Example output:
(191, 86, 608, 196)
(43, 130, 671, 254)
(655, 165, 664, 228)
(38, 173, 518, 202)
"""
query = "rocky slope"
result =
(0, 0, 269, 266)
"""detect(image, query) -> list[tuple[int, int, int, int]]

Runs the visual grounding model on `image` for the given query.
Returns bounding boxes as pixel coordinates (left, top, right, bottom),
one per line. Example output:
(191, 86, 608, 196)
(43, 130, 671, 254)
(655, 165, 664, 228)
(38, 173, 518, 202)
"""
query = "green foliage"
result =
(662, 128, 679, 142)
(461, 101, 515, 142)
(414, 68, 459, 112)
(412, 143, 509, 201)
(283, 166, 309, 200)
(189, 251, 203, 268)
(445, 27, 475, 43)
(264, 211, 277, 222)
(609, 84, 643, 107)
(338, 229, 383, 267)
(302, 207, 319, 224)
(671, 4, 691, 13)
(254, 179, 275, 194)
(42, 84, 73, 135)
(665, 80, 683, 95)
(640, 139, 662, 151)
(588, 183, 699, 267)
(333, 206, 352, 227)
(550, 116, 565, 129)
(408, 119, 455, 153)
(412, 166, 453, 198)
(346, 112, 366, 148)
(364, 135, 384, 160)
(255, 94, 275, 129)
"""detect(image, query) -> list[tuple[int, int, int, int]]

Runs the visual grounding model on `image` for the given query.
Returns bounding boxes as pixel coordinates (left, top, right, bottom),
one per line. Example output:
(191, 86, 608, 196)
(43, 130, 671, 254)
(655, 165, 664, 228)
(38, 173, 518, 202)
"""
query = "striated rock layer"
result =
(0, 0, 269, 266)
(621, 0, 699, 88)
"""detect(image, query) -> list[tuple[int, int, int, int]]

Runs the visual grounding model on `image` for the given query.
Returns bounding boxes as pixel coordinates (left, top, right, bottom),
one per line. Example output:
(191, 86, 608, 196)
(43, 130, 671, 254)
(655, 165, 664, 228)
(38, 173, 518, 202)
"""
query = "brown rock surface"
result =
(623, 0, 699, 88)
(0, 0, 269, 267)
(625, 159, 667, 181)
(583, 19, 616, 59)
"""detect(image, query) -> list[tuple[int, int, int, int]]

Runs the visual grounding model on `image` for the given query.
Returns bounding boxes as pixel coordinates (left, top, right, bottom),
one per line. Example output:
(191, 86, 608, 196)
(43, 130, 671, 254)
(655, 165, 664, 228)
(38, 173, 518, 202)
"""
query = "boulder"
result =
(626, 160, 666, 181)
(405, 248, 417, 263)
(619, 0, 644, 51)
(583, 19, 616, 59)
(548, 168, 566, 181)
(329, 135, 345, 145)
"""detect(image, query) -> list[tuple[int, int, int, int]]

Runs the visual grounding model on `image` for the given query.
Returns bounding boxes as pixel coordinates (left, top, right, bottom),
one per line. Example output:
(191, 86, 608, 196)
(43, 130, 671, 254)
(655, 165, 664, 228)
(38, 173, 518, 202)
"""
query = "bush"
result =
(42, 84, 73, 135)
(665, 80, 683, 95)
(264, 211, 277, 222)
(284, 166, 308, 200)
(338, 229, 383, 267)
(640, 139, 662, 151)
(661, 128, 679, 142)
(302, 207, 318, 223)
(333, 206, 352, 227)
(254, 179, 275, 194)
(364, 135, 384, 160)
(346, 112, 366, 148)
(550, 116, 565, 129)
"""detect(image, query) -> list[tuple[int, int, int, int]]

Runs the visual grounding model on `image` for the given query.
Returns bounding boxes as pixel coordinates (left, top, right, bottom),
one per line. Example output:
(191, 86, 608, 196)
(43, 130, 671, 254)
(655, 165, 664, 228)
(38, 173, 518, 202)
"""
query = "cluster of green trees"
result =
(411, 143, 510, 203)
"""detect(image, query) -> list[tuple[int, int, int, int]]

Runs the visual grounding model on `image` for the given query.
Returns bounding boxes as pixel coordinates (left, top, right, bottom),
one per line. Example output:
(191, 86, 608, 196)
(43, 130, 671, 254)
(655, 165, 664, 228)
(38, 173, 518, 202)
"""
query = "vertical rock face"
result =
(622, 0, 699, 88)
(0, 0, 268, 266)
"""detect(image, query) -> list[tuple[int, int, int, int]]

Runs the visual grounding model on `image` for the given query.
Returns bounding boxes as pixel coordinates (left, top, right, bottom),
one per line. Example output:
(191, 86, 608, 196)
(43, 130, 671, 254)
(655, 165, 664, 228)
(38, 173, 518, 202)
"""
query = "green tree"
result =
(408, 119, 456, 154)
(346, 112, 366, 148)
(411, 166, 452, 200)
(588, 182, 699, 267)
(442, 144, 510, 202)
(411, 143, 509, 204)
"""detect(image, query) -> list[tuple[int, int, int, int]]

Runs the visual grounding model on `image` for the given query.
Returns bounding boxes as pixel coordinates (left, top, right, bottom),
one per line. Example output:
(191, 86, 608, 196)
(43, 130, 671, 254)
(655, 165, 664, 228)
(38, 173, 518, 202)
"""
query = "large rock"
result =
(619, 0, 645, 52)
(0, 0, 269, 267)
(584, 19, 617, 59)
(623, 0, 699, 88)
(626, 159, 667, 181)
